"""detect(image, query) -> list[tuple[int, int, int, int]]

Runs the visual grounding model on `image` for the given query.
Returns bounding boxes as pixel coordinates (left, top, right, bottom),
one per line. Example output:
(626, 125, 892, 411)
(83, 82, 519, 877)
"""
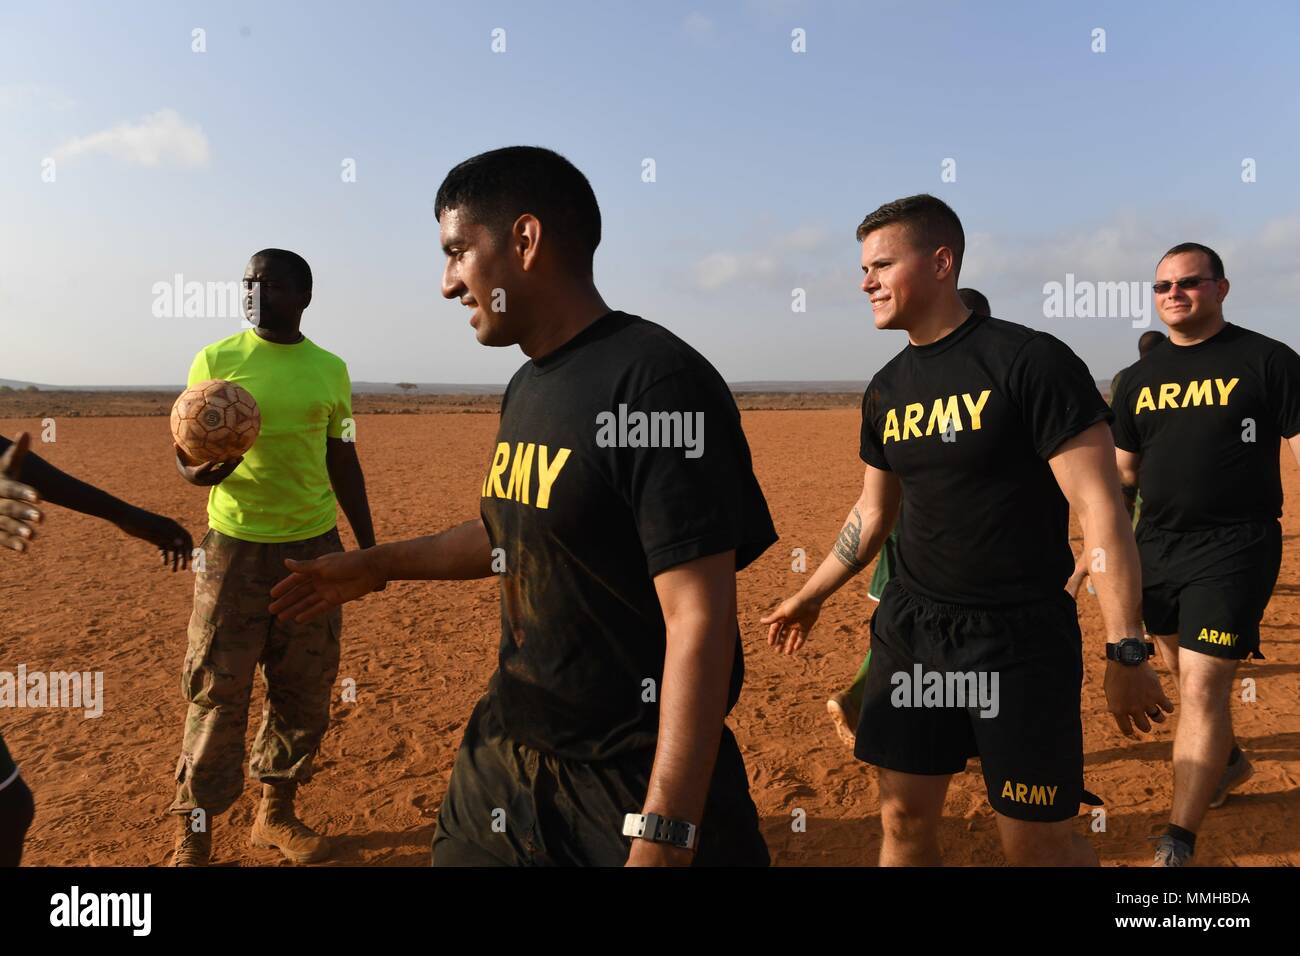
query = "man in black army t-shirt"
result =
(268, 147, 777, 866)
(764, 194, 1172, 866)
(1112, 242, 1300, 866)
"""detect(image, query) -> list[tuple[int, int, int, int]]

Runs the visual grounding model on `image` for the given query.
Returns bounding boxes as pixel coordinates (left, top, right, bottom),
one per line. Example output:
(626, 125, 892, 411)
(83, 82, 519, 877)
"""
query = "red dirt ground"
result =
(1, 409, 1296, 866)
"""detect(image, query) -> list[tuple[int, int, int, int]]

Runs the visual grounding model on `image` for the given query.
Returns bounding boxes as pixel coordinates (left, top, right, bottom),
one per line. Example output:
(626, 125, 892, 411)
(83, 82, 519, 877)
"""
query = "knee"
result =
(1179, 672, 1233, 712)
(1002, 825, 1092, 867)
(880, 801, 936, 844)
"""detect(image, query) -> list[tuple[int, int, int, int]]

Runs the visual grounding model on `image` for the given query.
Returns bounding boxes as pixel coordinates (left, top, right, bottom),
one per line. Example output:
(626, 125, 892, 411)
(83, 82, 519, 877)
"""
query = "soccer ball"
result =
(170, 379, 261, 464)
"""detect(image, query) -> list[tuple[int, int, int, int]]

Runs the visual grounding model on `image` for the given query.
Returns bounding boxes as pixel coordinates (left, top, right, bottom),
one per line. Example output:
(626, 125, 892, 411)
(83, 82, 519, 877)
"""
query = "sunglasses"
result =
(1152, 276, 1217, 295)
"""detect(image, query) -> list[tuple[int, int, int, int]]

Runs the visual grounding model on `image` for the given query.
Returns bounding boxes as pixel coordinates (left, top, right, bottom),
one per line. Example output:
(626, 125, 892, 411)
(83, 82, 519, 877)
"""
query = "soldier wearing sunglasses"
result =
(1110, 242, 1300, 865)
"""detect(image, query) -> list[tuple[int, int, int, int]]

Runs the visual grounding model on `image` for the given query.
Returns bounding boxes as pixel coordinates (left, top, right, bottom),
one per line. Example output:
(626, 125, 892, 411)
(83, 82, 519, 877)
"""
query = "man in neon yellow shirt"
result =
(167, 249, 375, 866)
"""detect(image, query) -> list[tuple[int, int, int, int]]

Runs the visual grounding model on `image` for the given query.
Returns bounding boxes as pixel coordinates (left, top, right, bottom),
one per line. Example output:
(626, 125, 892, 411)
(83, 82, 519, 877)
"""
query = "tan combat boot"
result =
(250, 781, 331, 863)
(171, 814, 212, 867)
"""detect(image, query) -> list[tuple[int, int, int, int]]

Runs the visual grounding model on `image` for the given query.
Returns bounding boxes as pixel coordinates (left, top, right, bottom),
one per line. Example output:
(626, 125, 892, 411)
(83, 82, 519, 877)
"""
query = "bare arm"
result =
(762, 464, 901, 655)
(1, 432, 193, 567)
(1287, 433, 1300, 468)
(627, 551, 738, 867)
(373, 519, 495, 581)
(326, 437, 375, 549)
(1115, 447, 1142, 520)
(268, 518, 494, 623)
(1052, 424, 1142, 640)
(1050, 422, 1172, 737)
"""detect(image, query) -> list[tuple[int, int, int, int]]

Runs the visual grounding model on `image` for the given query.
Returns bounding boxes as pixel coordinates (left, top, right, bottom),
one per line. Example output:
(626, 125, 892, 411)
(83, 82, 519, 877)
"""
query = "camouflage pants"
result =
(169, 527, 343, 817)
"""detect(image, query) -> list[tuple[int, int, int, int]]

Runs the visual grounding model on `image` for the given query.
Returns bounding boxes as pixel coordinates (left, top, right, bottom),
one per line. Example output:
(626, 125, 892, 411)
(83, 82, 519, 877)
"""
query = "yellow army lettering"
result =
(1001, 779, 1058, 806)
(1196, 628, 1238, 647)
(882, 389, 991, 444)
(1133, 378, 1237, 415)
(481, 442, 572, 509)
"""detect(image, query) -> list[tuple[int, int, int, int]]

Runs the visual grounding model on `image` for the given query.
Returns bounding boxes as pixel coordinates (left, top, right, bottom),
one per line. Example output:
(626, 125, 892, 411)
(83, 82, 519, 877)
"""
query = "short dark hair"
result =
(1159, 242, 1224, 280)
(958, 287, 990, 316)
(251, 248, 312, 293)
(856, 194, 965, 278)
(434, 146, 601, 272)
(1138, 330, 1166, 357)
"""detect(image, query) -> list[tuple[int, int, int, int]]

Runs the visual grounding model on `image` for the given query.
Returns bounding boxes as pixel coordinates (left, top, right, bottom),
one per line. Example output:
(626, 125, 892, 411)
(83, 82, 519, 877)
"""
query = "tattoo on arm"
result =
(833, 507, 868, 573)
(1120, 483, 1137, 519)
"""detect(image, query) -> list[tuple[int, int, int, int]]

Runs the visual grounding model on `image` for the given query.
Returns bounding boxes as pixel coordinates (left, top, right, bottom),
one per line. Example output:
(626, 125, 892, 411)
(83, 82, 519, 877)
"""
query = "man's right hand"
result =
(174, 444, 243, 487)
(1104, 659, 1175, 738)
(0, 433, 42, 553)
(269, 548, 387, 623)
(761, 592, 823, 656)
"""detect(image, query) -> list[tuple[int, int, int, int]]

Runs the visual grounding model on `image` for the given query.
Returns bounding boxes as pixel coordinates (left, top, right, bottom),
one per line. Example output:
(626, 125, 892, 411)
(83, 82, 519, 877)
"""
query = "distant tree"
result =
(396, 382, 419, 392)
(0, 385, 13, 393)
(23, 385, 39, 392)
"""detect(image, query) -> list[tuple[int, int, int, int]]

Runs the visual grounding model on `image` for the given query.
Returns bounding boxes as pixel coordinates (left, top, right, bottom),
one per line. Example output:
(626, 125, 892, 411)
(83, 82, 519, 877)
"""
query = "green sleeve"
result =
(186, 349, 211, 388)
(327, 361, 353, 439)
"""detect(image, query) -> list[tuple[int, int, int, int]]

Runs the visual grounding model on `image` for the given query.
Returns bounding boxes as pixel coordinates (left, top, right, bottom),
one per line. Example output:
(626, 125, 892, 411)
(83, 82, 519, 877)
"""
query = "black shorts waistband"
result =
(884, 578, 1075, 621)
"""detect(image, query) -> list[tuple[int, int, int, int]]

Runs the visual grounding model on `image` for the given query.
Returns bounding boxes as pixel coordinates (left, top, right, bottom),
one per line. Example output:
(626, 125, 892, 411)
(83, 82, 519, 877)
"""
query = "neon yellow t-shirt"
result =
(187, 330, 352, 543)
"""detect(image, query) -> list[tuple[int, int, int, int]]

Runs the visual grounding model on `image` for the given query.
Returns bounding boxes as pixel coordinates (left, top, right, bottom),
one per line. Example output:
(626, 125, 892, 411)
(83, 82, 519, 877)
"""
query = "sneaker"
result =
(1209, 752, 1254, 809)
(826, 693, 857, 748)
(1152, 834, 1193, 867)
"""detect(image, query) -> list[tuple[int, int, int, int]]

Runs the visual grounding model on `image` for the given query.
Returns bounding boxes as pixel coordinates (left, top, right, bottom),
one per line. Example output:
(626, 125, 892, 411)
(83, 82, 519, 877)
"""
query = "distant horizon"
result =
(0, 376, 871, 394)
(0, 376, 1117, 395)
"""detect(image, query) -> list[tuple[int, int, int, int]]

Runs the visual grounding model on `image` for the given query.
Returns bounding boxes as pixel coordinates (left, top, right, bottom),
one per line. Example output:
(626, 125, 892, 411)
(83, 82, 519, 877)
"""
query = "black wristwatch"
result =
(1106, 638, 1156, 665)
(623, 813, 699, 851)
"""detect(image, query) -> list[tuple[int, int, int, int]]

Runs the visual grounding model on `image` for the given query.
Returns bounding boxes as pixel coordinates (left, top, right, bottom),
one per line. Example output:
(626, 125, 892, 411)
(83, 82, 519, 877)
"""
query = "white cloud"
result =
(691, 222, 830, 291)
(962, 208, 1300, 304)
(778, 224, 830, 252)
(51, 109, 210, 168)
(695, 252, 779, 290)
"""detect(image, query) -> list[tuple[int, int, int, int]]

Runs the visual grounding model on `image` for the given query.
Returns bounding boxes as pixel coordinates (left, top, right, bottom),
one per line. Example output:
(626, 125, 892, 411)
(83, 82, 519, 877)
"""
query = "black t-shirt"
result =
(1111, 323, 1300, 531)
(479, 312, 777, 761)
(860, 314, 1111, 607)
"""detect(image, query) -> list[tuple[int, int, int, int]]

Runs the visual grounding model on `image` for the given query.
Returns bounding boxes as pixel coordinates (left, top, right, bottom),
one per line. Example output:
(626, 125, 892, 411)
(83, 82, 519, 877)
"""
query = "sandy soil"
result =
(1, 407, 1296, 866)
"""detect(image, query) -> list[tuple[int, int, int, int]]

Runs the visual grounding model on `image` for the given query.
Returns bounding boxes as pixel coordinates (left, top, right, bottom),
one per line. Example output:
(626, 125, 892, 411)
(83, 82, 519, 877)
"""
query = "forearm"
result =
(799, 499, 893, 604)
(328, 462, 376, 549)
(640, 614, 735, 826)
(1079, 498, 1143, 642)
(1118, 480, 1137, 520)
(19, 451, 144, 527)
(372, 518, 495, 581)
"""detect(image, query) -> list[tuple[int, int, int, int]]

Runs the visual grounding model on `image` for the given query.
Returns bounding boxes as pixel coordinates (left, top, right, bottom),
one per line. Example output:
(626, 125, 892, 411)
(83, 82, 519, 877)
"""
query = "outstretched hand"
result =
(0, 433, 42, 553)
(118, 509, 194, 571)
(761, 592, 823, 656)
(269, 548, 386, 623)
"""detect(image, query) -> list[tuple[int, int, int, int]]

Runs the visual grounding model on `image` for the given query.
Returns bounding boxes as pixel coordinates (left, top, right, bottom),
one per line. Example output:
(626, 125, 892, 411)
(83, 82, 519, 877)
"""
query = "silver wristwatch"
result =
(622, 812, 699, 851)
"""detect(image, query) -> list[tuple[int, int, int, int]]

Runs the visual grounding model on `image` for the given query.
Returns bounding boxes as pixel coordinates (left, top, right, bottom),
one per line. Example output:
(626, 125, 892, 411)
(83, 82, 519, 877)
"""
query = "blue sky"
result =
(2, 0, 1298, 386)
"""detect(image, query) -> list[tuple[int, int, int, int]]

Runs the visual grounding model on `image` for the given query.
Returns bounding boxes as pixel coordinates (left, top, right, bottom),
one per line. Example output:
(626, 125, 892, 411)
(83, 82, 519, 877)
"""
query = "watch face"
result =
(1117, 640, 1146, 663)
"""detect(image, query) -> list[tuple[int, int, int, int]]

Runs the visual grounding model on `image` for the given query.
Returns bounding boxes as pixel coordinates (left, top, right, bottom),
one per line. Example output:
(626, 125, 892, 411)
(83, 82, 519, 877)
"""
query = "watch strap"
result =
(1106, 639, 1156, 663)
(622, 812, 699, 851)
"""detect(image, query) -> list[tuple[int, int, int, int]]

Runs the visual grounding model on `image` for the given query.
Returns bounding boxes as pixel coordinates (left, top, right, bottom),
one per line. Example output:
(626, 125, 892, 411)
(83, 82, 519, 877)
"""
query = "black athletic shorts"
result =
(431, 695, 769, 866)
(1137, 519, 1281, 661)
(855, 580, 1100, 823)
(0, 730, 16, 791)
